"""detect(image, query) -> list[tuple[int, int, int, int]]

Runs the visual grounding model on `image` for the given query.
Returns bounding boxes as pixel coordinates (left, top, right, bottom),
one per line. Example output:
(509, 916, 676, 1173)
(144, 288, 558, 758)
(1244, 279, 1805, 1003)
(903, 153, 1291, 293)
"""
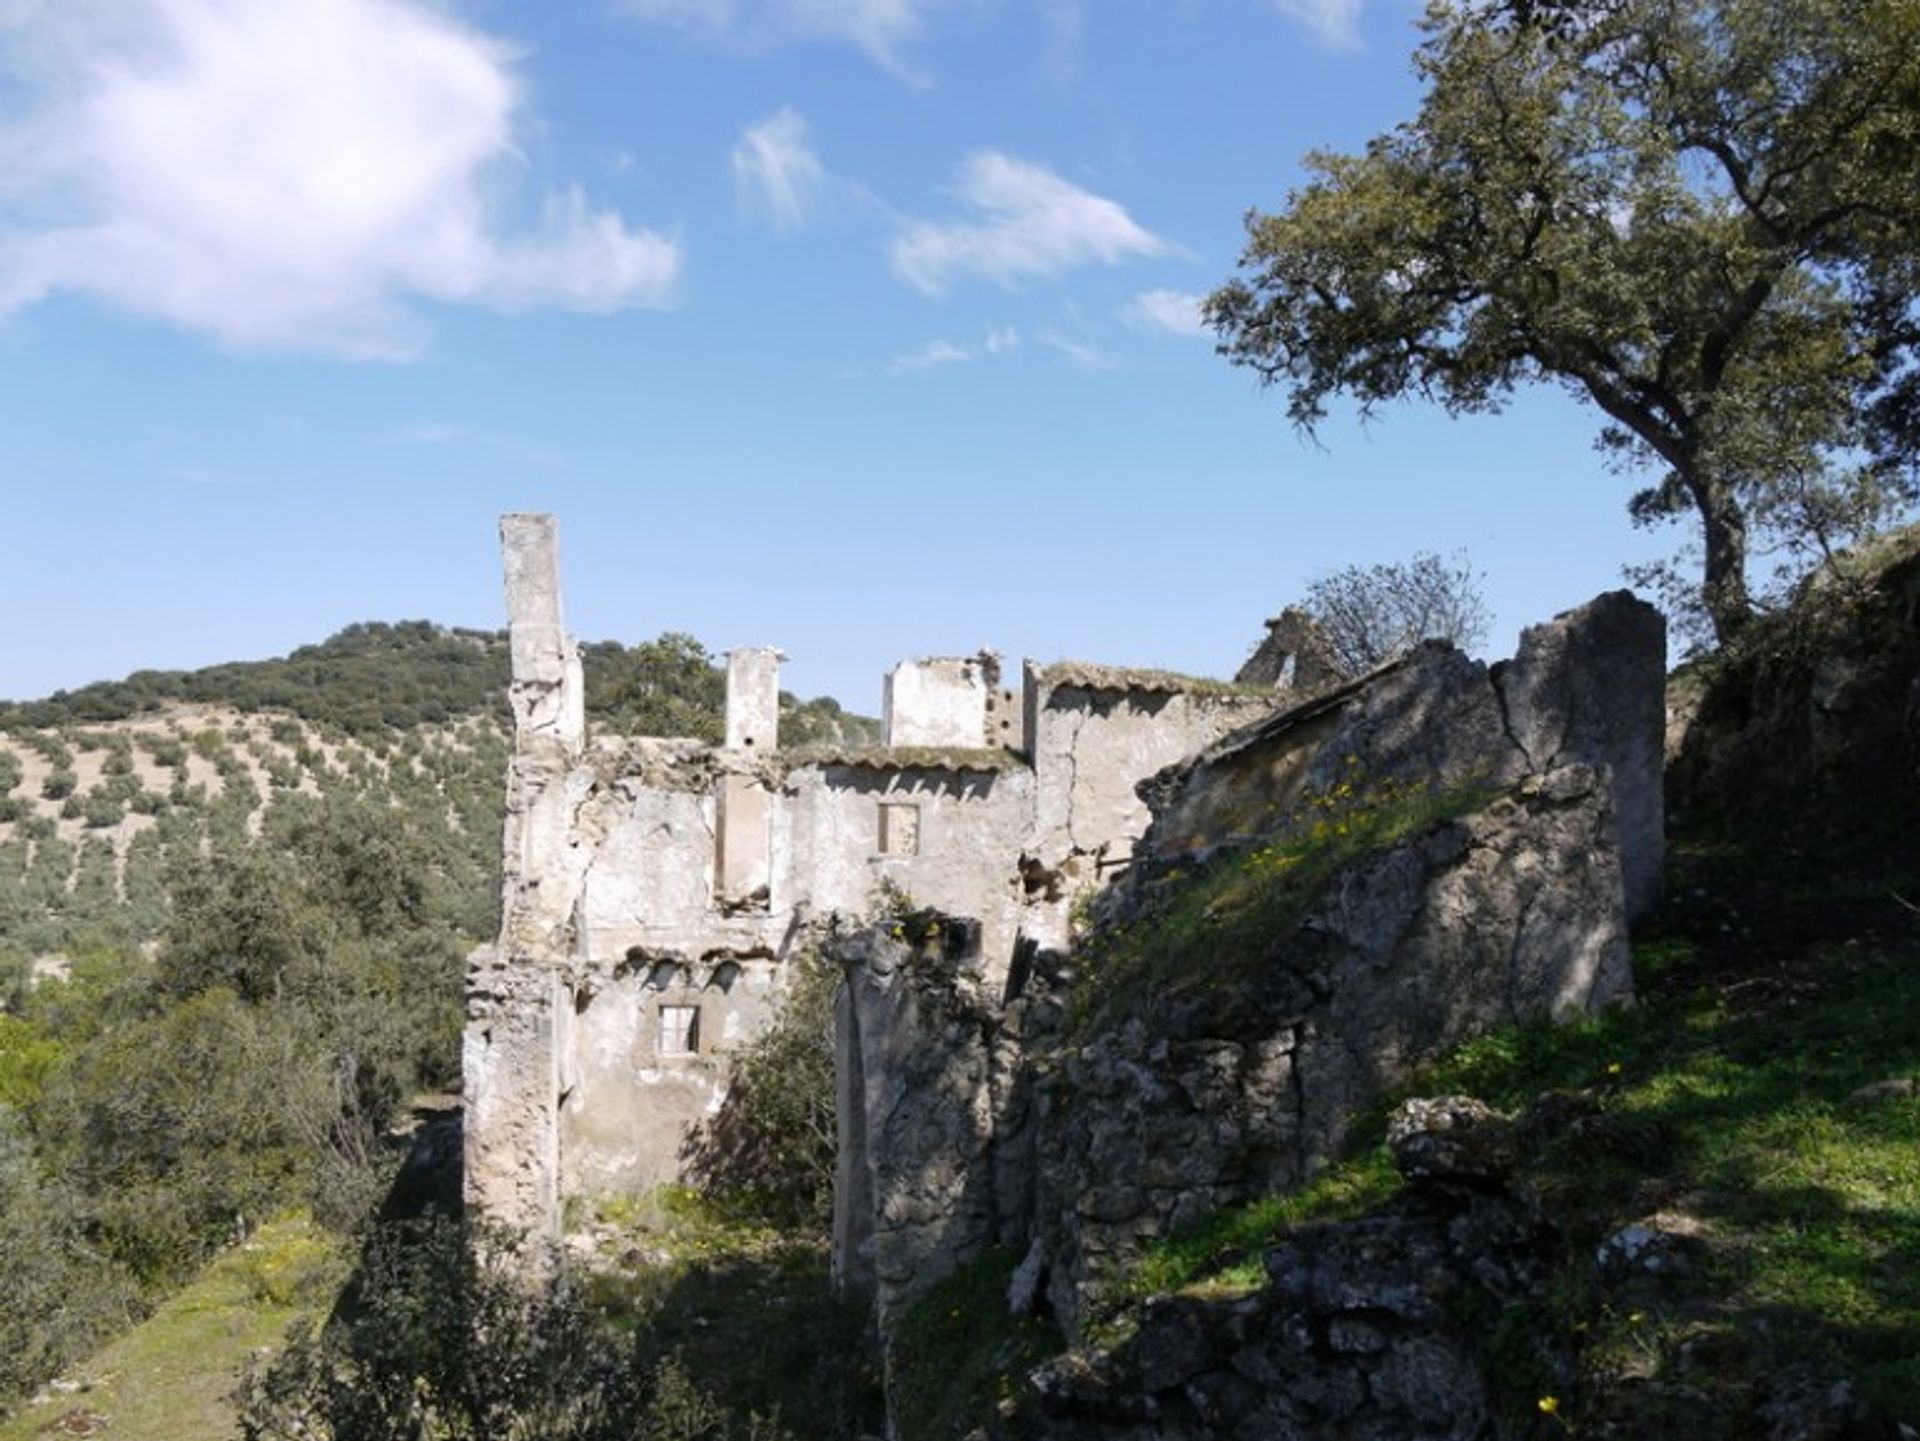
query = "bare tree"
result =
(1304, 551, 1490, 675)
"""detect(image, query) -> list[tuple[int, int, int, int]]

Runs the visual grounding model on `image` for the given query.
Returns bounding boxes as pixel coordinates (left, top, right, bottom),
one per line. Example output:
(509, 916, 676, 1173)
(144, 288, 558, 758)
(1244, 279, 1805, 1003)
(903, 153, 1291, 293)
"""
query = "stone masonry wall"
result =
(829, 591, 1663, 1345)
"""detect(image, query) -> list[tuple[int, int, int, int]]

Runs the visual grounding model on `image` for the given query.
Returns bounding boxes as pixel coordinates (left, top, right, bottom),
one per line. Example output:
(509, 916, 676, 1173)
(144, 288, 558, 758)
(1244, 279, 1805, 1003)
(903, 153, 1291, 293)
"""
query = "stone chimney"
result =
(500, 513, 584, 753)
(725, 647, 784, 752)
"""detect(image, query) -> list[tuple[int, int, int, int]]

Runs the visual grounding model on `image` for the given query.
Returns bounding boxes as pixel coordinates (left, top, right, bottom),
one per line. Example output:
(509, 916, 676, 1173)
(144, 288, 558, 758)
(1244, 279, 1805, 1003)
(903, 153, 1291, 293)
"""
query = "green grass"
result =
(1070, 770, 1499, 1037)
(570, 1186, 884, 1438)
(889, 1249, 1063, 1441)
(1110, 1153, 1403, 1309)
(1071, 932, 1920, 1429)
(0, 1214, 344, 1441)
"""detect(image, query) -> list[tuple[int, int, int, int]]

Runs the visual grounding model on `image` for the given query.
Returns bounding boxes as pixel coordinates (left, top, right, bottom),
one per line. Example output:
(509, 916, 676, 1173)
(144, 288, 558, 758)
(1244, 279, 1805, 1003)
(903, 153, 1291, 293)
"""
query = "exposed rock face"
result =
(1497, 590, 1667, 922)
(1009, 1097, 1557, 1441)
(1140, 591, 1665, 922)
(1039, 765, 1630, 1326)
(1669, 529, 1920, 852)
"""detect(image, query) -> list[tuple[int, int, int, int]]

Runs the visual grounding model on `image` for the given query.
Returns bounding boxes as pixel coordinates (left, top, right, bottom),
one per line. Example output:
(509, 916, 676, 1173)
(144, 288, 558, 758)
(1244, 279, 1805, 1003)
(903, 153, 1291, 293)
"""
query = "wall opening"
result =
(877, 801, 921, 857)
(659, 1004, 700, 1057)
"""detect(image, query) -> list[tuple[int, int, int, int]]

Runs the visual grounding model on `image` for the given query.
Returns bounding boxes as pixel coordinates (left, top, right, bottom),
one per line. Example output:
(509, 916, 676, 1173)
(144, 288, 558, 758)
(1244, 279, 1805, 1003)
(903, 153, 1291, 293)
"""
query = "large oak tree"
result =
(1208, 0, 1919, 643)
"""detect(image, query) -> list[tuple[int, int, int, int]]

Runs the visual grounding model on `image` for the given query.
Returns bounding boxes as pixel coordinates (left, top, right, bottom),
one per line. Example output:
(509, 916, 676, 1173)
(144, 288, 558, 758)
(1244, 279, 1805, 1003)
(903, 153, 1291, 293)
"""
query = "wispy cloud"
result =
(891, 153, 1166, 295)
(1038, 330, 1119, 371)
(0, 0, 681, 359)
(1126, 288, 1209, 338)
(619, 0, 947, 81)
(890, 326, 1019, 373)
(732, 108, 827, 231)
(1267, 0, 1365, 50)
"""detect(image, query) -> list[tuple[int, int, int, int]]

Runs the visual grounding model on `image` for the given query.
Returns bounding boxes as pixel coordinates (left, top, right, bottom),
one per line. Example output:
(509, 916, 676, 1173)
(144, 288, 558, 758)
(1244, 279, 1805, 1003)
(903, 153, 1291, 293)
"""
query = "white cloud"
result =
(1038, 330, 1118, 371)
(890, 153, 1166, 295)
(621, 0, 941, 79)
(0, 0, 681, 358)
(1268, 0, 1364, 50)
(1126, 288, 1209, 338)
(889, 325, 1020, 373)
(732, 108, 826, 231)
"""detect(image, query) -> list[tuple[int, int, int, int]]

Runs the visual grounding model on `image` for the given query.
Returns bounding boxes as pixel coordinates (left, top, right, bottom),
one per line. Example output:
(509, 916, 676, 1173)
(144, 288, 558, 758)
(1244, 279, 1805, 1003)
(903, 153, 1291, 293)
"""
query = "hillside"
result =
(0, 620, 879, 1418)
(0, 622, 878, 967)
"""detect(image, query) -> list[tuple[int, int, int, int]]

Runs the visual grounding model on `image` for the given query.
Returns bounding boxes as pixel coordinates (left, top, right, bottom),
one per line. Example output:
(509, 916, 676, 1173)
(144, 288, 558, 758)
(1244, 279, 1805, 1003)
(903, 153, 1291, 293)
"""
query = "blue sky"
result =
(0, 0, 1674, 714)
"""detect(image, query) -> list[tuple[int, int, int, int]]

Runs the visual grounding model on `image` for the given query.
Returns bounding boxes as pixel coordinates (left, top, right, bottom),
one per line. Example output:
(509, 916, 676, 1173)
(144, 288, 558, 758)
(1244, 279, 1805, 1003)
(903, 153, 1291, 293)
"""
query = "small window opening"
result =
(878, 801, 921, 857)
(659, 1004, 700, 1057)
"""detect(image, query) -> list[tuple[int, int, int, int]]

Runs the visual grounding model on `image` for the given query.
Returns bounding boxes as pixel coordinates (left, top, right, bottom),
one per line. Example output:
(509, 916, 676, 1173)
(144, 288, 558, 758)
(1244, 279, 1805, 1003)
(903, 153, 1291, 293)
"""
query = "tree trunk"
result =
(1695, 474, 1753, 645)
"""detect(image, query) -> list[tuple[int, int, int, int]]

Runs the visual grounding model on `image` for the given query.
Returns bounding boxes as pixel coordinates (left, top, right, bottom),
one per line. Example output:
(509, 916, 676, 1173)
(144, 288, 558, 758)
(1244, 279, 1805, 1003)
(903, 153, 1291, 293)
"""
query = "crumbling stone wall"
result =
(1139, 592, 1666, 922)
(829, 591, 1663, 1346)
(831, 917, 1055, 1322)
(1038, 764, 1630, 1327)
(465, 515, 1288, 1235)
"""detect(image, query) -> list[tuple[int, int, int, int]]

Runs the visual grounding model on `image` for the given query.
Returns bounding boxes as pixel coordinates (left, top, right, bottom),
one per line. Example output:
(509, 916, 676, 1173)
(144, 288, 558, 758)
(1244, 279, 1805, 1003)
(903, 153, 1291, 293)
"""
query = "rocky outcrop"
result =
(1038, 765, 1631, 1327)
(1138, 590, 1665, 923)
(1669, 527, 1920, 850)
(1008, 1097, 1558, 1441)
(829, 588, 1664, 1429)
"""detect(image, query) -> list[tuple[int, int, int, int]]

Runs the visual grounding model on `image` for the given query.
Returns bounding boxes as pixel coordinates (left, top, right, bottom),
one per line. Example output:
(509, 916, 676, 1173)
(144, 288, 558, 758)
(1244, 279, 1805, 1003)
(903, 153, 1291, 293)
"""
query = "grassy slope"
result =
(896, 833, 1920, 1439)
(0, 1215, 344, 1441)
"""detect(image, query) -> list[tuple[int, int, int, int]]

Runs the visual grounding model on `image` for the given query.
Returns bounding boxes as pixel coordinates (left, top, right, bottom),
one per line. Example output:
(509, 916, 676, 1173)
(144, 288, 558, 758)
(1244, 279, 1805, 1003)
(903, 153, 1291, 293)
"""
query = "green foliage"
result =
(0, 1107, 134, 1403)
(1209, 0, 1920, 644)
(890, 1249, 1061, 1441)
(80, 788, 125, 829)
(0, 622, 873, 742)
(573, 1186, 881, 1438)
(1114, 1155, 1402, 1306)
(40, 767, 75, 801)
(33, 988, 323, 1286)
(0, 753, 19, 796)
(681, 955, 839, 1229)
(238, 1217, 799, 1441)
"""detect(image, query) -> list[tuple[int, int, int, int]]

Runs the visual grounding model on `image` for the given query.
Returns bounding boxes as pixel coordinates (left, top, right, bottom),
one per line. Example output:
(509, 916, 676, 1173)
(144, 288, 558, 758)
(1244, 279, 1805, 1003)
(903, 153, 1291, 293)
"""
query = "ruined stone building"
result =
(463, 515, 1296, 1236)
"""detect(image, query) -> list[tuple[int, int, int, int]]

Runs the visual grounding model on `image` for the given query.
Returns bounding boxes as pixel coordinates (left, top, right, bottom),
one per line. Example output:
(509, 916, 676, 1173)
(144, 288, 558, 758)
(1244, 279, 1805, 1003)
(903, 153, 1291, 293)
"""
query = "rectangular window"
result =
(659, 1004, 700, 1057)
(877, 801, 921, 857)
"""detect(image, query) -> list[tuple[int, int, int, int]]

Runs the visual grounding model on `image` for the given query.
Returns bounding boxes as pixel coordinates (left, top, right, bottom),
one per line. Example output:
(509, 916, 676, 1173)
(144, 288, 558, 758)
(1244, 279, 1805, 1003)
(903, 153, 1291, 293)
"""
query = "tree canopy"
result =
(1209, 0, 1920, 644)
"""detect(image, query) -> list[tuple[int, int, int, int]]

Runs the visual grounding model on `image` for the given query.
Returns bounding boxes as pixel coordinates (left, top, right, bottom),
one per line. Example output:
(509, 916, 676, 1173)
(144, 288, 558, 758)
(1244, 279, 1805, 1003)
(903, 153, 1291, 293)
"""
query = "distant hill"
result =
(0, 622, 878, 961)
(0, 620, 880, 745)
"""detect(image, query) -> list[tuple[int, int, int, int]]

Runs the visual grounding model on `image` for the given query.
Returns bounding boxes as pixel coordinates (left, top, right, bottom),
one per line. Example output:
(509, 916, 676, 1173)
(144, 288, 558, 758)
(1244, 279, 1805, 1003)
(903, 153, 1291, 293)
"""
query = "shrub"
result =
(238, 1217, 797, 1441)
(41, 767, 77, 801)
(0, 1107, 133, 1405)
(680, 953, 839, 1229)
(32, 989, 326, 1284)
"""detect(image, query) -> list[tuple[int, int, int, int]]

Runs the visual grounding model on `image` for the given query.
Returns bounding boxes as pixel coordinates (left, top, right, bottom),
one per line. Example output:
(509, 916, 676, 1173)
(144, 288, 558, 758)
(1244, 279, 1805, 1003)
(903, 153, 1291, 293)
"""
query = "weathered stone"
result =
(1387, 1096, 1518, 1187)
(1495, 590, 1667, 920)
(468, 516, 1283, 1235)
(1041, 764, 1631, 1327)
(1235, 608, 1345, 694)
(1008, 1155, 1555, 1441)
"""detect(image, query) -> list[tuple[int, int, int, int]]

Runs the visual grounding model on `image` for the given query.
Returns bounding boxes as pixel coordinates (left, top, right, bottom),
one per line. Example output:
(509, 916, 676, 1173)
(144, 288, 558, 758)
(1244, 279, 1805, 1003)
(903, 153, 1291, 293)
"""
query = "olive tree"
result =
(1209, 0, 1920, 645)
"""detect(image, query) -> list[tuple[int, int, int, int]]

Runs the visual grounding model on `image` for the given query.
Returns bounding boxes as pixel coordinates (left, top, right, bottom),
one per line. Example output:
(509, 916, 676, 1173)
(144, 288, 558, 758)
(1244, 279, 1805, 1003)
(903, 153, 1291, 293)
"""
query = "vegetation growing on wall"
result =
(1071, 765, 1499, 1036)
